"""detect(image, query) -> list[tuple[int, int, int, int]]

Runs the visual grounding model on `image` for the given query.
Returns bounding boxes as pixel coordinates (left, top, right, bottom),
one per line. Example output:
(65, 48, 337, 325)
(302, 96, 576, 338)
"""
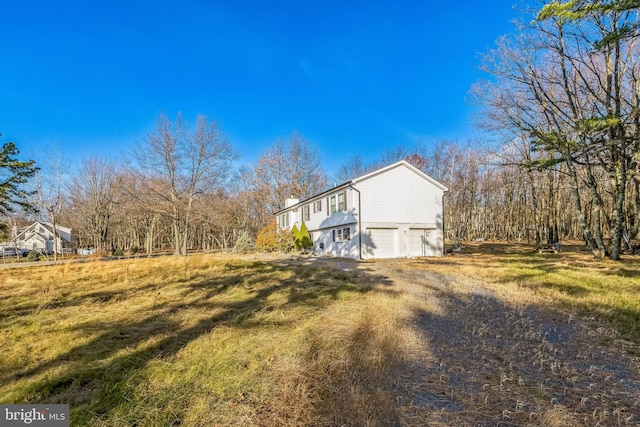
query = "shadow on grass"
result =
(4, 258, 400, 425)
(401, 263, 640, 426)
(0, 283, 164, 325)
(494, 256, 640, 341)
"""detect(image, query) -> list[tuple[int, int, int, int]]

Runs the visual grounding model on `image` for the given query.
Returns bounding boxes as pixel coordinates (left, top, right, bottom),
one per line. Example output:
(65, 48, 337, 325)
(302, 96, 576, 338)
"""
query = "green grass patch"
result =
(421, 244, 640, 343)
(494, 255, 640, 340)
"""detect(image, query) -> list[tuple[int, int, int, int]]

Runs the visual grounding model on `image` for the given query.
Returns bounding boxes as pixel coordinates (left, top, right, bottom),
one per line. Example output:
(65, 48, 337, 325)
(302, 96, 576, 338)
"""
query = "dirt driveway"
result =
(281, 256, 640, 426)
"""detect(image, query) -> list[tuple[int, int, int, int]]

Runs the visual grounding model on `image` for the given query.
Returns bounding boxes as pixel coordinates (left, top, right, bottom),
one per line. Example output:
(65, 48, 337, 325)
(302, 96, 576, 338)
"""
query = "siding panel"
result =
(356, 165, 443, 226)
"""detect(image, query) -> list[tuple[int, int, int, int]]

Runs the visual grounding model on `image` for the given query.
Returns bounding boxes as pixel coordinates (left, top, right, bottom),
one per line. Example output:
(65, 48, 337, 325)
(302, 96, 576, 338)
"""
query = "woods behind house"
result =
(3, 2, 640, 261)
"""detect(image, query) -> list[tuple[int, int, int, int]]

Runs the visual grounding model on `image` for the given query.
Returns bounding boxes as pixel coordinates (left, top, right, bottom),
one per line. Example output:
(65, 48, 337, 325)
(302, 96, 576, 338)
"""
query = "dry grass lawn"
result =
(1, 253, 423, 426)
(1, 244, 639, 426)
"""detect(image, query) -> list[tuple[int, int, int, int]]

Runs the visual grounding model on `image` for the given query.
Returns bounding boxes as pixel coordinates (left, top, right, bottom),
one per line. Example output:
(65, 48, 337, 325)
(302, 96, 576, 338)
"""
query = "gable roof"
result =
(274, 160, 448, 214)
(14, 221, 73, 243)
(352, 160, 448, 191)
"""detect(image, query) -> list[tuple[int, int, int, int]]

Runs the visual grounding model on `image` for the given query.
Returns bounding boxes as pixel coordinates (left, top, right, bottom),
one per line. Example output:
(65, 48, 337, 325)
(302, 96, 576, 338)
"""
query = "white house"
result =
(274, 160, 448, 259)
(6, 221, 77, 254)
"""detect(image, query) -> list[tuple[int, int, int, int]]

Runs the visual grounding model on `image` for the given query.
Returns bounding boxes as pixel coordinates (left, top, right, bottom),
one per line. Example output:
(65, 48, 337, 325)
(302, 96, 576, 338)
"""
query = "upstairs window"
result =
(337, 192, 346, 211)
(278, 213, 289, 228)
(302, 205, 310, 222)
(327, 191, 347, 215)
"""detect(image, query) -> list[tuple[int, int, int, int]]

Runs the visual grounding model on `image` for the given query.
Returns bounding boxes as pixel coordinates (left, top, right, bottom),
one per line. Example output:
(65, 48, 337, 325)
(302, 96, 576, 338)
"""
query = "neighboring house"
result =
(5, 221, 77, 254)
(274, 160, 448, 259)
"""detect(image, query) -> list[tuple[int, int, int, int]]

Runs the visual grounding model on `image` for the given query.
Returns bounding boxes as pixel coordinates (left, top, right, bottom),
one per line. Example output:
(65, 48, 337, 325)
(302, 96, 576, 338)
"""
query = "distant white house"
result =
(5, 221, 77, 254)
(274, 160, 448, 259)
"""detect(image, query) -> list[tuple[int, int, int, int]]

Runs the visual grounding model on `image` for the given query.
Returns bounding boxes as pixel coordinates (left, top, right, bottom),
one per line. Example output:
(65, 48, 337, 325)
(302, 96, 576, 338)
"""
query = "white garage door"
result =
(367, 228, 398, 258)
(409, 228, 433, 257)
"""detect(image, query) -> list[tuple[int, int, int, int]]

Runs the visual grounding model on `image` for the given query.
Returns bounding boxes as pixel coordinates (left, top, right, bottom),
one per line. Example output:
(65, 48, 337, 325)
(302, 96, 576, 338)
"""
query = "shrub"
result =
(255, 221, 295, 253)
(112, 248, 124, 257)
(26, 251, 40, 262)
(0, 223, 8, 242)
(293, 222, 313, 251)
(298, 222, 313, 250)
(291, 224, 300, 245)
(129, 246, 139, 255)
(233, 230, 255, 254)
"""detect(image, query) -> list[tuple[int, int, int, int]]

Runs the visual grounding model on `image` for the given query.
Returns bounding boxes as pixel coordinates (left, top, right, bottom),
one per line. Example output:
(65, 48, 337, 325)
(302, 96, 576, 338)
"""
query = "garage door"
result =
(409, 228, 433, 257)
(367, 228, 398, 258)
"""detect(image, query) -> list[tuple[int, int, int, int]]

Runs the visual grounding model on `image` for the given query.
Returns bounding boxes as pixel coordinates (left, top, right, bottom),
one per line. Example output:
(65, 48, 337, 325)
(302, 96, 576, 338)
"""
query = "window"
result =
(330, 195, 337, 214)
(332, 227, 351, 242)
(337, 192, 346, 211)
(313, 200, 322, 213)
(327, 192, 347, 215)
(302, 205, 310, 222)
(278, 213, 289, 228)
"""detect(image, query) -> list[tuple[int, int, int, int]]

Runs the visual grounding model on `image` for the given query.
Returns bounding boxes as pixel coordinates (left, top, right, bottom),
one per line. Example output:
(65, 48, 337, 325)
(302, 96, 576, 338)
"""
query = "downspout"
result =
(350, 183, 363, 260)
(442, 190, 448, 255)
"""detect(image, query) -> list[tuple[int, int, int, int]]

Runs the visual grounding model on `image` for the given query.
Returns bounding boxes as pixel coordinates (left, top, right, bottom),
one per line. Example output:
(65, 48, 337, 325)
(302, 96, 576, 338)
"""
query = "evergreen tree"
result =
(298, 222, 313, 250)
(0, 137, 38, 215)
(292, 222, 313, 251)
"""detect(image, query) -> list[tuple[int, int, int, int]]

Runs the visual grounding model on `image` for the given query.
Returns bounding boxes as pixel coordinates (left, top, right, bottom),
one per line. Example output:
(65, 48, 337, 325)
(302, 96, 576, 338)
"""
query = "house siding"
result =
(292, 188, 356, 231)
(275, 161, 446, 260)
(355, 164, 443, 225)
(354, 164, 445, 258)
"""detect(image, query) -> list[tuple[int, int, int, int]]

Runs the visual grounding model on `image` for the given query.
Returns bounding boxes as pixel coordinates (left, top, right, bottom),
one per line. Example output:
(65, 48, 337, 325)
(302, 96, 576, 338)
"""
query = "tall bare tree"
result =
(35, 147, 66, 261)
(334, 155, 368, 183)
(474, 0, 640, 259)
(131, 113, 236, 256)
(245, 131, 327, 215)
(68, 157, 118, 252)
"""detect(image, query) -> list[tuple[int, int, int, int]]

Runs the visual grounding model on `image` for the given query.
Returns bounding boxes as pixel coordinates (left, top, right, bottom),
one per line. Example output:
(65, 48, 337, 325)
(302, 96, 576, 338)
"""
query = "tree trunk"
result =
(609, 162, 627, 260)
(566, 159, 601, 257)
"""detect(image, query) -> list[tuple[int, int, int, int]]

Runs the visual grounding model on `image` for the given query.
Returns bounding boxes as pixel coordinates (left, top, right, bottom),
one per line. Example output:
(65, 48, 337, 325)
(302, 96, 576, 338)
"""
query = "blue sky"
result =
(1, 0, 524, 174)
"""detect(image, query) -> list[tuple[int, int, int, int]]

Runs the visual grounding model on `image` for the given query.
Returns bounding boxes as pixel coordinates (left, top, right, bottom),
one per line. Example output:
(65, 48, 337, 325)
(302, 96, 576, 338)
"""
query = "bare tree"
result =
(245, 131, 327, 214)
(35, 147, 67, 261)
(474, 1, 640, 259)
(334, 155, 369, 183)
(131, 113, 236, 256)
(68, 157, 118, 252)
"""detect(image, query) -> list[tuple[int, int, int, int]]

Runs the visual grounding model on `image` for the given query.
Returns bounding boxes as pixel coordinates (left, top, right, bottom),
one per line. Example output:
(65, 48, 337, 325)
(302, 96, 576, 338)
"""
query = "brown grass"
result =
(0, 253, 427, 426)
(387, 241, 640, 426)
(2, 245, 639, 426)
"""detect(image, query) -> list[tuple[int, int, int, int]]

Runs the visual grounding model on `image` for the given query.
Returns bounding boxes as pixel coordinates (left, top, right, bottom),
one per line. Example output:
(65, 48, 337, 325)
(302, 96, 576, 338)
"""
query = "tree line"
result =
(2, 1, 639, 261)
(474, 0, 640, 260)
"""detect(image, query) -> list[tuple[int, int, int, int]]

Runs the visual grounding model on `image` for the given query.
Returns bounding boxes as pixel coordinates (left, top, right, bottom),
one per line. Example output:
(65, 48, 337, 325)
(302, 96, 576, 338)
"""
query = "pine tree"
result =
(0, 138, 38, 215)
